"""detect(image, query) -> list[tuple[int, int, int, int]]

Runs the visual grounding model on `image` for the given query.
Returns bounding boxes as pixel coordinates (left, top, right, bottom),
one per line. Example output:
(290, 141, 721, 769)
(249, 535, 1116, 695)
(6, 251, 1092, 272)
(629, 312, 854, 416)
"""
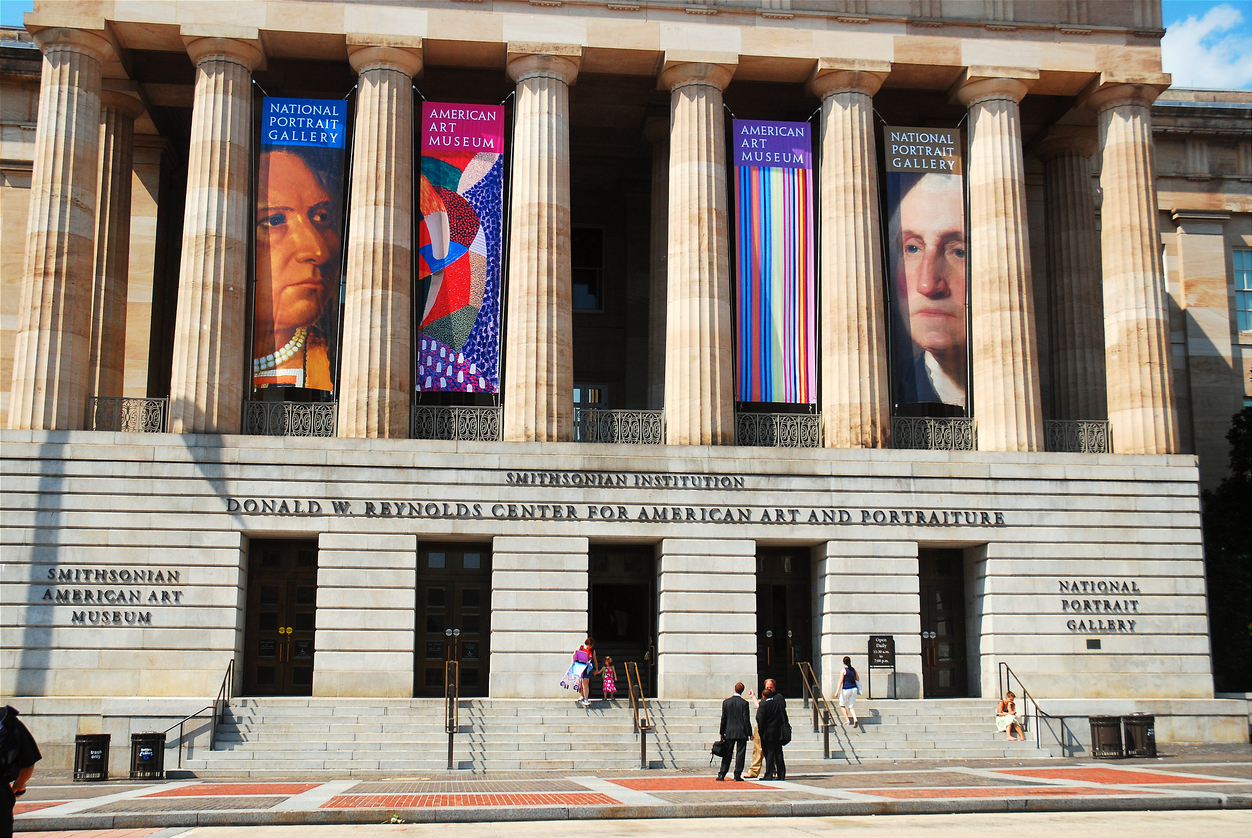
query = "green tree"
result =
(1202, 406, 1251, 692)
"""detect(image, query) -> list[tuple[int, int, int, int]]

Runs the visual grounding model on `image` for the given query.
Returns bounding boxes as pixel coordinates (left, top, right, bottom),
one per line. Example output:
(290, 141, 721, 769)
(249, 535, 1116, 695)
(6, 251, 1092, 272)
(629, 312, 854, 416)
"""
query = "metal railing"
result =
(412, 405, 502, 441)
(1045, 420, 1111, 453)
(796, 661, 838, 758)
(735, 412, 820, 447)
(892, 416, 976, 450)
(89, 397, 169, 433)
(998, 661, 1070, 753)
(445, 659, 460, 770)
(624, 660, 653, 769)
(574, 408, 664, 444)
(163, 658, 234, 768)
(244, 401, 337, 436)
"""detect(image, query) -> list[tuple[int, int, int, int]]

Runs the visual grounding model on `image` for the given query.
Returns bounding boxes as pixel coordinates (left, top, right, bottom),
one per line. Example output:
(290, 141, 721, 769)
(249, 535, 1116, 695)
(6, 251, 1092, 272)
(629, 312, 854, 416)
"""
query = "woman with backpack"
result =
(562, 637, 598, 707)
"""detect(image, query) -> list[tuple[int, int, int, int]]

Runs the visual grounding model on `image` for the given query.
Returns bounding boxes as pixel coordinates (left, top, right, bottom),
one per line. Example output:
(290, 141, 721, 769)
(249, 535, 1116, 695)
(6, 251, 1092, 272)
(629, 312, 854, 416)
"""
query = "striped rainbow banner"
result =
(732, 119, 816, 404)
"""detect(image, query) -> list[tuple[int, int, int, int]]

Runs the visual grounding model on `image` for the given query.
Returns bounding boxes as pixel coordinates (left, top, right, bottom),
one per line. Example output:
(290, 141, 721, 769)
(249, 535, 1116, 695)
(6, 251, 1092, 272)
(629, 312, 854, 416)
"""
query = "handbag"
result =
(780, 716, 792, 746)
(856, 680, 864, 695)
(710, 739, 729, 763)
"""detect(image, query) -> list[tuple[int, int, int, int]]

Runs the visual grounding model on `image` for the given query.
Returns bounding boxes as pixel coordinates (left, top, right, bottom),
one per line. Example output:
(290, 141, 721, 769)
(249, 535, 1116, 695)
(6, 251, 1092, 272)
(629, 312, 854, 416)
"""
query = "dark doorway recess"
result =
(756, 548, 812, 699)
(589, 545, 657, 698)
(243, 539, 318, 696)
(919, 549, 969, 697)
(415, 544, 491, 698)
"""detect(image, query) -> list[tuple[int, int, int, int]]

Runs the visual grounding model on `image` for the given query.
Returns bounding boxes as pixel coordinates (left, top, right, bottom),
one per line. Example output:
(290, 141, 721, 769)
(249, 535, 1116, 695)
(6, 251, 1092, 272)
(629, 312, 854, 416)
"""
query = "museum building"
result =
(2, 0, 1250, 769)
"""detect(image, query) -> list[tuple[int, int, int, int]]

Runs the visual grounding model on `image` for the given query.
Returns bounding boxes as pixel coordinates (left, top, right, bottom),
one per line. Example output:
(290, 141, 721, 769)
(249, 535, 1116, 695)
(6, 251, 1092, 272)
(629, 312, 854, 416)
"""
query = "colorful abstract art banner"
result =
(417, 102, 506, 393)
(883, 127, 968, 409)
(732, 119, 815, 404)
(252, 97, 348, 393)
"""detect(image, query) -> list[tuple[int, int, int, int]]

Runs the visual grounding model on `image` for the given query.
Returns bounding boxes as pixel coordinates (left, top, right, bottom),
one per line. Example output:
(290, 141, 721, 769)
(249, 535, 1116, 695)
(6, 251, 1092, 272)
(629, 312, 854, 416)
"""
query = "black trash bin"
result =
(1123, 713, 1157, 758)
(1088, 715, 1124, 759)
(130, 732, 166, 779)
(74, 733, 111, 781)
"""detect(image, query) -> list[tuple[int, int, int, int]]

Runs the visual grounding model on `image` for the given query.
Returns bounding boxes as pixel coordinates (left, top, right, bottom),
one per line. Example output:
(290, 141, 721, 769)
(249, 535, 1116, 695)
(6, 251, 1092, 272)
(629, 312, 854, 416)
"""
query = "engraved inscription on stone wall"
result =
(39, 566, 186, 626)
(1061, 578, 1141, 633)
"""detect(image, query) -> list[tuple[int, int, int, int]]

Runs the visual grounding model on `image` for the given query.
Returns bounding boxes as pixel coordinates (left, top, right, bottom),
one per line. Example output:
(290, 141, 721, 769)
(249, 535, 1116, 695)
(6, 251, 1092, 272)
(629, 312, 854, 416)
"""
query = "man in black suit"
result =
(716, 681, 752, 781)
(756, 680, 788, 781)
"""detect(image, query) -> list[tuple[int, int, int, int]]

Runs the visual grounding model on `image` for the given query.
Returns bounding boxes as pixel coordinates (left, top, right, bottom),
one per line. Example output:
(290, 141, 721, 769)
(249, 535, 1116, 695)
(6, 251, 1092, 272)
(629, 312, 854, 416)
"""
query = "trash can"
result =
(74, 733, 111, 781)
(1122, 713, 1157, 758)
(130, 732, 166, 779)
(1088, 715, 1124, 759)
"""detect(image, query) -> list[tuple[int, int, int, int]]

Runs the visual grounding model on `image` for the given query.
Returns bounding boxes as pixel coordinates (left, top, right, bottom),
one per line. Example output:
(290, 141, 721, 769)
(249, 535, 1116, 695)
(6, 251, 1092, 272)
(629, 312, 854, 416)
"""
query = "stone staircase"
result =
(178, 696, 1052, 776)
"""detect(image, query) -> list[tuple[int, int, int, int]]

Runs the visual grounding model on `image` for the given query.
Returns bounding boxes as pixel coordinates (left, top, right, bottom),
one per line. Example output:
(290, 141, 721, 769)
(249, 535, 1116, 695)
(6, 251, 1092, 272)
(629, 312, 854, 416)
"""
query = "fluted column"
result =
(809, 62, 891, 448)
(86, 90, 145, 412)
(644, 117, 669, 411)
(957, 74, 1044, 452)
(1035, 130, 1106, 421)
(167, 36, 262, 433)
(501, 49, 579, 442)
(337, 44, 421, 439)
(1086, 83, 1180, 454)
(8, 27, 110, 430)
(661, 61, 736, 446)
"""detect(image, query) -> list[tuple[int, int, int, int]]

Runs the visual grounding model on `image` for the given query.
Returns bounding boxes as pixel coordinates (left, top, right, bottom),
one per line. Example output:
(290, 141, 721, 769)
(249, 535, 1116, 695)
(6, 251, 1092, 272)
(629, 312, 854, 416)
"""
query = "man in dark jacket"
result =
(755, 683, 788, 781)
(1, 705, 42, 836)
(716, 681, 752, 781)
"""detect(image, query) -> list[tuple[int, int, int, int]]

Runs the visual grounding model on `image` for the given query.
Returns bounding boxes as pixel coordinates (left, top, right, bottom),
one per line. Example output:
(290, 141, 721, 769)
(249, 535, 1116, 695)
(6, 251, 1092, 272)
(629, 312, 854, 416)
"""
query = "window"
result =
(574, 386, 606, 407)
(572, 227, 604, 311)
(1236, 248, 1252, 332)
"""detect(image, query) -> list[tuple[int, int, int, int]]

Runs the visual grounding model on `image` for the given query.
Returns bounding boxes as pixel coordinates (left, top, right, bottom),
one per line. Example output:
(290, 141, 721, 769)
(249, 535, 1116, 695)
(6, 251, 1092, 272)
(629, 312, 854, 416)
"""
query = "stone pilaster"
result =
(661, 61, 736, 446)
(8, 27, 110, 430)
(167, 36, 262, 434)
(501, 48, 579, 442)
(86, 90, 144, 414)
(1034, 129, 1106, 421)
(1086, 82, 1180, 454)
(957, 73, 1044, 452)
(809, 62, 891, 449)
(644, 117, 669, 411)
(337, 43, 421, 439)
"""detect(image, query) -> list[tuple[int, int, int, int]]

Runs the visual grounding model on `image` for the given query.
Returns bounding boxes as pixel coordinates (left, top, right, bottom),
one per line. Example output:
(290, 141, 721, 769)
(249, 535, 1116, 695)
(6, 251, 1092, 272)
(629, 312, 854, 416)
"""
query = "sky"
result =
(1, 0, 1250, 89)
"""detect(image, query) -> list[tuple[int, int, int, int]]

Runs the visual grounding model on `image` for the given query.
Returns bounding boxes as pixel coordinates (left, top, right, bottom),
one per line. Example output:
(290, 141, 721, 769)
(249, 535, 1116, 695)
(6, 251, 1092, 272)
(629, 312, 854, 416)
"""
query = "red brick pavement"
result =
(142, 782, 320, 797)
(998, 768, 1236, 785)
(322, 792, 621, 808)
(853, 786, 1153, 799)
(13, 800, 68, 814)
(610, 777, 781, 791)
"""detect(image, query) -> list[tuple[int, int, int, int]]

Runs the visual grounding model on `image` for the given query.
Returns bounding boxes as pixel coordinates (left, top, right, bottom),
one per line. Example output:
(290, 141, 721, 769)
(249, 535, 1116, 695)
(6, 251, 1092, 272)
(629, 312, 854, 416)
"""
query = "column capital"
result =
(1080, 77, 1170, 113)
(506, 45, 581, 86)
(808, 59, 890, 100)
(29, 24, 114, 64)
(1032, 125, 1097, 161)
(347, 35, 424, 77)
(953, 67, 1037, 107)
(659, 58, 735, 93)
(99, 89, 145, 120)
(182, 28, 264, 71)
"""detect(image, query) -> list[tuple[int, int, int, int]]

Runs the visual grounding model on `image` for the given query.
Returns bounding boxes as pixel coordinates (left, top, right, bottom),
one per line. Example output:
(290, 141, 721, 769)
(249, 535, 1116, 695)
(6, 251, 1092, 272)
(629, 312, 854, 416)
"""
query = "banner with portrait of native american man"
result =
(732, 119, 816, 405)
(883, 126, 968, 410)
(251, 96, 348, 393)
(416, 102, 506, 393)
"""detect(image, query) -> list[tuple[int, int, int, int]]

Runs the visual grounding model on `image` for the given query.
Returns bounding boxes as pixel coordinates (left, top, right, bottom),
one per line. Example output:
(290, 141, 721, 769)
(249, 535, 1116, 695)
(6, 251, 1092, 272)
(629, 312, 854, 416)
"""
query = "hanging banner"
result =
(732, 119, 816, 404)
(883, 127, 968, 408)
(252, 96, 348, 393)
(417, 102, 506, 393)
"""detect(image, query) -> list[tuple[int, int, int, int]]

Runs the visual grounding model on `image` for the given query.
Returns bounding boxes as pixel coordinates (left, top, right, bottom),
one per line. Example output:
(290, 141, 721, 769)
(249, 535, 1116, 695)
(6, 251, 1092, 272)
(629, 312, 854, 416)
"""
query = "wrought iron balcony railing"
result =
(574, 408, 664, 445)
(1045, 420, 1110, 453)
(89, 397, 169, 433)
(244, 401, 337, 437)
(735, 412, 820, 448)
(412, 405, 502, 441)
(892, 416, 976, 451)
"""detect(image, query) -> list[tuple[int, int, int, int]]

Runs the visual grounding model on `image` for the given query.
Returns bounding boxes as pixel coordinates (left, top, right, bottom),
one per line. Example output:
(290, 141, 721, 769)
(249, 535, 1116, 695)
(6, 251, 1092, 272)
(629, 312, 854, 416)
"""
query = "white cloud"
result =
(1162, 4, 1252, 89)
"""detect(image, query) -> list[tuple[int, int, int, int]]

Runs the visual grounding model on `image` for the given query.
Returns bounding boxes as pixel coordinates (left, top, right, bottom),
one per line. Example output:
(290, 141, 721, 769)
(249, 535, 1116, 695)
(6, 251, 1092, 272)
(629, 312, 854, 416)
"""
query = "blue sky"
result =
(2, 0, 1249, 89)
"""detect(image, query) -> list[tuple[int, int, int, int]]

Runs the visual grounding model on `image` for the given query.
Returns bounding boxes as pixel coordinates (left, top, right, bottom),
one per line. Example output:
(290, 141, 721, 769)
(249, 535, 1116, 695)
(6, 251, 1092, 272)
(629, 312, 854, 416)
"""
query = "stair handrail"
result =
(445, 659, 460, 770)
(162, 658, 234, 768)
(998, 661, 1063, 751)
(624, 660, 652, 769)
(796, 661, 837, 758)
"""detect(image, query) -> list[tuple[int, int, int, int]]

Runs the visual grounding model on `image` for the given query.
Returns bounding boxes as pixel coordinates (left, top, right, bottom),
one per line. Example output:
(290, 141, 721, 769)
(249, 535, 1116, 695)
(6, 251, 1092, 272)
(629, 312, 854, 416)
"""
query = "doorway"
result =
(415, 543, 491, 697)
(756, 549, 811, 698)
(589, 546, 656, 697)
(919, 549, 968, 697)
(243, 539, 318, 696)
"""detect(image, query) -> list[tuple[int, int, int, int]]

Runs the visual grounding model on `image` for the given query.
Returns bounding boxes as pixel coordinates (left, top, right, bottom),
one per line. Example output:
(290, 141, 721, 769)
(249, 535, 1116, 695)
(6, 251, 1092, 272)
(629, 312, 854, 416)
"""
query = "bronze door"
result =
(416, 544, 491, 697)
(919, 549, 967, 697)
(756, 550, 811, 698)
(589, 546, 657, 697)
(243, 540, 318, 696)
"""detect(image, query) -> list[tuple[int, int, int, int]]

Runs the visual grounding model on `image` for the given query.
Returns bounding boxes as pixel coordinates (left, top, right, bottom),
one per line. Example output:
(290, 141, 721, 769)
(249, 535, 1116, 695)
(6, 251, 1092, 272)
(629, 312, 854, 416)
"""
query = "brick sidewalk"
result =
(14, 745, 1251, 832)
